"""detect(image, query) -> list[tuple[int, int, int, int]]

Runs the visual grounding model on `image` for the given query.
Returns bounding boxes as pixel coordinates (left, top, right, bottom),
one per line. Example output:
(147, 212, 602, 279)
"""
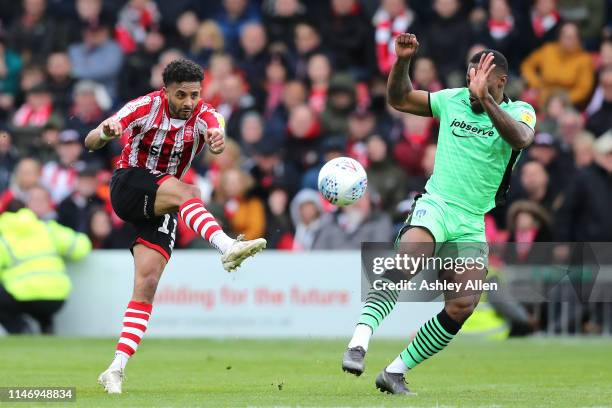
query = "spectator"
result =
(514, 159, 557, 213)
(40, 129, 85, 203)
(307, 53, 332, 114)
(522, 132, 574, 200)
(248, 141, 300, 198)
(289, 188, 324, 250)
(572, 132, 595, 169)
(423, 0, 472, 83)
(56, 167, 104, 232)
(0, 206, 91, 334)
(217, 72, 256, 141)
(26, 185, 56, 220)
(150, 48, 185, 90)
(505, 200, 553, 262)
(68, 18, 123, 100)
(586, 67, 612, 137)
(312, 190, 393, 249)
(393, 113, 436, 176)
(263, 53, 290, 120)
(46, 52, 75, 116)
(411, 57, 443, 92)
(201, 51, 234, 108)
(293, 21, 326, 80)
(301, 136, 346, 190)
(558, 0, 606, 48)
(12, 83, 54, 128)
(0, 128, 18, 193)
(216, 168, 266, 240)
(28, 120, 61, 163)
(239, 111, 266, 156)
(214, 0, 262, 57)
(188, 20, 224, 68)
(6, 0, 57, 64)
(556, 131, 612, 242)
(115, 0, 161, 53)
(346, 108, 376, 166)
(266, 79, 307, 142)
(320, 73, 357, 136)
(325, 0, 375, 79)
(474, 0, 523, 74)
(521, 22, 594, 108)
(237, 22, 270, 97)
(0, 157, 42, 212)
(538, 90, 572, 136)
(167, 10, 200, 53)
(366, 134, 407, 220)
(557, 108, 592, 151)
(372, 0, 420, 75)
(0, 34, 23, 117)
(119, 31, 166, 101)
(263, 0, 305, 51)
(286, 104, 322, 172)
(264, 184, 294, 250)
(88, 207, 113, 248)
(524, 0, 562, 51)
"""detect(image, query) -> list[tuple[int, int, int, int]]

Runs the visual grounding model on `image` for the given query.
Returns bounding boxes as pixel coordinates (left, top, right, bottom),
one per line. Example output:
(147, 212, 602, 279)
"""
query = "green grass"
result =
(0, 337, 611, 407)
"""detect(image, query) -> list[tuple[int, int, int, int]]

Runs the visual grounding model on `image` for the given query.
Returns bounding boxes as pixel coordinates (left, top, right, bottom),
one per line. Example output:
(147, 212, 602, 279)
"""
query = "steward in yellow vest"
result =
(0, 207, 91, 333)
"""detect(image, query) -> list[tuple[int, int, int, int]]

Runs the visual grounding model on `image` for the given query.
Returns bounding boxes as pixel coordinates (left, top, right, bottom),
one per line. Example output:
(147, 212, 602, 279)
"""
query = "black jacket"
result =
(555, 163, 612, 242)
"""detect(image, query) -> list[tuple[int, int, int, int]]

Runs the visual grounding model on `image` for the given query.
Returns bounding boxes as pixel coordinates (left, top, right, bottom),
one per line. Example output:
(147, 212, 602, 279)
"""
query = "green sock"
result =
(399, 309, 462, 369)
(357, 278, 399, 331)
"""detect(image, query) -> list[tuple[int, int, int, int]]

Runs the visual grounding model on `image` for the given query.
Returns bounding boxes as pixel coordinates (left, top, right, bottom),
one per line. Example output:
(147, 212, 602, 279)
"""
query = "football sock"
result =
(357, 278, 399, 332)
(179, 198, 234, 253)
(348, 324, 373, 351)
(111, 300, 152, 370)
(390, 309, 462, 373)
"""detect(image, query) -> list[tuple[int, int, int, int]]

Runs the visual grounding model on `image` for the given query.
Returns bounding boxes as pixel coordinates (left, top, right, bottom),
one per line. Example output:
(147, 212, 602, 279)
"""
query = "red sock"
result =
(179, 198, 222, 241)
(116, 300, 152, 357)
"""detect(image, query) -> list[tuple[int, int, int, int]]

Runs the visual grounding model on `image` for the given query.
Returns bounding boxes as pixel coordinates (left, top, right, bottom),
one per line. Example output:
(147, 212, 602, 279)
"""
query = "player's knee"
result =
(445, 298, 478, 324)
(178, 184, 201, 204)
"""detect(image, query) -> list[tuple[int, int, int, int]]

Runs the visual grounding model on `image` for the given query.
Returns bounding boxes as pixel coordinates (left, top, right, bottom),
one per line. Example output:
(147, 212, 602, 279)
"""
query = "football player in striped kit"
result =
(86, 59, 266, 394)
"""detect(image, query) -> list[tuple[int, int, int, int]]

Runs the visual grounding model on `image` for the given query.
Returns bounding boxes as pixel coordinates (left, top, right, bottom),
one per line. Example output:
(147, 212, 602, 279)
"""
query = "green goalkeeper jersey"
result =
(425, 87, 536, 215)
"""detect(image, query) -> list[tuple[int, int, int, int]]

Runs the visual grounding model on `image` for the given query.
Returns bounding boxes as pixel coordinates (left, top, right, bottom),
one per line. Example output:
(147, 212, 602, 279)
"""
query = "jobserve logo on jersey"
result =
(450, 119, 495, 138)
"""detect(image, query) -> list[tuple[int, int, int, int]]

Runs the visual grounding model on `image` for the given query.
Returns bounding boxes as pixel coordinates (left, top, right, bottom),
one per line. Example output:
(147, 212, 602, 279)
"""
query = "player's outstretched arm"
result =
(469, 53, 534, 150)
(386, 33, 432, 117)
(84, 118, 123, 151)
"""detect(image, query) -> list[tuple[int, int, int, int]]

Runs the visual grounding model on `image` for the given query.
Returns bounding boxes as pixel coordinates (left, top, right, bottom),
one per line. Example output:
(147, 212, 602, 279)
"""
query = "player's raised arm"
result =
(469, 52, 534, 150)
(386, 33, 432, 117)
(84, 118, 123, 151)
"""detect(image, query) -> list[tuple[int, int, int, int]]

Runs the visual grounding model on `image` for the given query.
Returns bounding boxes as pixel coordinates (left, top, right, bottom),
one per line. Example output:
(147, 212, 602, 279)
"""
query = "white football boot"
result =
(221, 235, 267, 272)
(98, 368, 124, 394)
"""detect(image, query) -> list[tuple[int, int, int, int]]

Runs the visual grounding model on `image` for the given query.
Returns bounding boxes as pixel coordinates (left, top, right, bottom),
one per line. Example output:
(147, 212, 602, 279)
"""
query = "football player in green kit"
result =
(342, 33, 536, 395)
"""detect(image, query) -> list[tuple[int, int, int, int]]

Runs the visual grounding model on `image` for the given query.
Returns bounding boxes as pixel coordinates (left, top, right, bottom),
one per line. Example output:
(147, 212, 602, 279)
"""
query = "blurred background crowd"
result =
(0, 0, 611, 253)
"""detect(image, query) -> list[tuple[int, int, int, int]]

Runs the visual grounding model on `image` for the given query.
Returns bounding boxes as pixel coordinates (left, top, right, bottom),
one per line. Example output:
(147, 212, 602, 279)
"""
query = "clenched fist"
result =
(395, 33, 420, 59)
(206, 128, 225, 154)
(101, 118, 123, 140)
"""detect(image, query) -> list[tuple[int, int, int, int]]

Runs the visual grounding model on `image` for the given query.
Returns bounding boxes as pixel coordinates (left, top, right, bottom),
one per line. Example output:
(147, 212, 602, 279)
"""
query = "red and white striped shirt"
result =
(114, 89, 224, 178)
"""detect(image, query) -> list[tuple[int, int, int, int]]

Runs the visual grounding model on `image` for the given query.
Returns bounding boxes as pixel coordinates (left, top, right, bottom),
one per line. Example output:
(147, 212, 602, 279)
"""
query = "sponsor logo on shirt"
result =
(450, 119, 495, 138)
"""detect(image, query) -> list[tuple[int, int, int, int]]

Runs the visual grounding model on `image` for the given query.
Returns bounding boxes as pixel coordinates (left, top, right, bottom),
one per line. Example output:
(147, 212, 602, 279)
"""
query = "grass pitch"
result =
(0, 336, 611, 407)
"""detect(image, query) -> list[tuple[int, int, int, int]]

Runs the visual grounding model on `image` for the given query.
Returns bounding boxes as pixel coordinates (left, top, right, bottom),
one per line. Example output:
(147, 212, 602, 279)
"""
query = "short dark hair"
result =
(162, 59, 204, 86)
(469, 49, 508, 75)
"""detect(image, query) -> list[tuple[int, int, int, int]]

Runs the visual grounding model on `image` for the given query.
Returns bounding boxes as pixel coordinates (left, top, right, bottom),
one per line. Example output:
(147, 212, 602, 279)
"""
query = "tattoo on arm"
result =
(387, 57, 413, 107)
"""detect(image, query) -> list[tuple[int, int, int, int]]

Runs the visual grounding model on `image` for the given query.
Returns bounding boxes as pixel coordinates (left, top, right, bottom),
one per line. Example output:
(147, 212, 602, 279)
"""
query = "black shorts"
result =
(110, 167, 177, 260)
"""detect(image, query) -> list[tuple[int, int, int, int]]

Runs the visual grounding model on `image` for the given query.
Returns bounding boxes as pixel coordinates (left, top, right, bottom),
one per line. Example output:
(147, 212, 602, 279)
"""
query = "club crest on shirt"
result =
(184, 126, 194, 142)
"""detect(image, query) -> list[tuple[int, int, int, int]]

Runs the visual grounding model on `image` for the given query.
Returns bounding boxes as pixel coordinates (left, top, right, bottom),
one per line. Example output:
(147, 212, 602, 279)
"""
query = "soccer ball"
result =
(317, 157, 368, 206)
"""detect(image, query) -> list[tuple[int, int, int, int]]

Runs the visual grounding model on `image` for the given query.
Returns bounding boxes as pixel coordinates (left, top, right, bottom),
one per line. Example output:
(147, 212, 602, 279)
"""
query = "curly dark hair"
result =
(162, 59, 204, 86)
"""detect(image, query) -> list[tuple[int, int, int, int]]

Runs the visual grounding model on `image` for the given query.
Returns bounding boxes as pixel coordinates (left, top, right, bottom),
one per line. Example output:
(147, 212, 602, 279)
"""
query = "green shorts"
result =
(397, 193, 489, 264)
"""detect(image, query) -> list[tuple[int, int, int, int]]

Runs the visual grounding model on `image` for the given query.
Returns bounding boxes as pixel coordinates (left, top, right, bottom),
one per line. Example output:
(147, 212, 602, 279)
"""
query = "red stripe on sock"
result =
(179, 198, 222, 242)
(125, 311, 150, 319)
(128, 300, 153, 313)
(203, 225, 222, 241)
(120, 331, 143, 344)
(116, 342, 135, 356)
(179, 197, 203, 214)
(124, 321, 147, 332)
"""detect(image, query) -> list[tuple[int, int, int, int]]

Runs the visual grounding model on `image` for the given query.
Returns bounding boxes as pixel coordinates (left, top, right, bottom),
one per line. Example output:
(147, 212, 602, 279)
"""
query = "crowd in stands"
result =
(1, 0, 612, 253)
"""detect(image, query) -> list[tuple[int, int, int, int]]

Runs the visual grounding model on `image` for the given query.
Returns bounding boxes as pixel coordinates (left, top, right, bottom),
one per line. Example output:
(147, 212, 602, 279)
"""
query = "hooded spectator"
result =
(290, 188, 324, 250)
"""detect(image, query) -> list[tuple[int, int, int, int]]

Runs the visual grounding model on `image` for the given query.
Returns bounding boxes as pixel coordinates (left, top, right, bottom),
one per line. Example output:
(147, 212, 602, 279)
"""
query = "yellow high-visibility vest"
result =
(0, 209, 91, 301)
